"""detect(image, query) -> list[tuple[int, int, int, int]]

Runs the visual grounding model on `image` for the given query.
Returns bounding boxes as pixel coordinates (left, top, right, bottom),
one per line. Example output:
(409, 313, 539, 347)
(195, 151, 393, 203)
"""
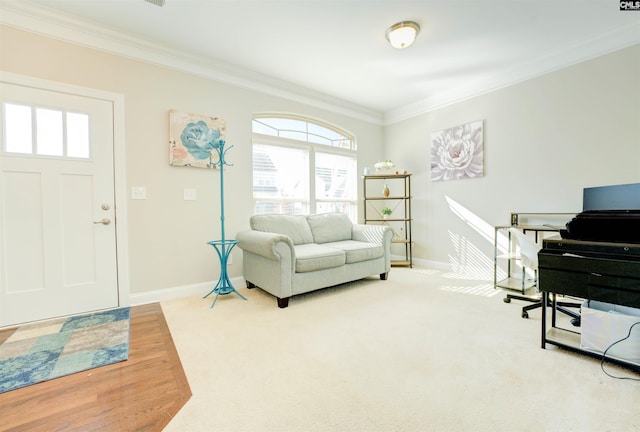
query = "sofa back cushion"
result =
(250, 214, 314, 245)
(307, 212, 353, 244)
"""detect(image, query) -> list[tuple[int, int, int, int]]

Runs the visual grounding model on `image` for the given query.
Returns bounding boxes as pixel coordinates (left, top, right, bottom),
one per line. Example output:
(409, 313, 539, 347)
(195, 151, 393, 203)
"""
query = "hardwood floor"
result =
(0, 303, 191, 432)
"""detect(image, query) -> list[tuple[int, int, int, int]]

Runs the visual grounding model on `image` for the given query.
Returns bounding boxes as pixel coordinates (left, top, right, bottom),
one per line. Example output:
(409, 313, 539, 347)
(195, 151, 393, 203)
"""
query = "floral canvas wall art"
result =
(430, 120, 484, 181)
(169, 110, 226, 168)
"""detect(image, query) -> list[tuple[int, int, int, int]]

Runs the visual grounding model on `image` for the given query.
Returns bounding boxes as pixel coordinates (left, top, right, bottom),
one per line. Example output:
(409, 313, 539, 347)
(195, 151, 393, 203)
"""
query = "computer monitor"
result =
(582, 182, 640, 211)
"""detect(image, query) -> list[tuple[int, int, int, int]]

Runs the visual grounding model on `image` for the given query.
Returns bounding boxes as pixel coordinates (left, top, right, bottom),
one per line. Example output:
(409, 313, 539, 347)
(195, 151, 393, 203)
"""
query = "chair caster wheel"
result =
(504, 297, 511, 303)
(522, 311, 529, 319)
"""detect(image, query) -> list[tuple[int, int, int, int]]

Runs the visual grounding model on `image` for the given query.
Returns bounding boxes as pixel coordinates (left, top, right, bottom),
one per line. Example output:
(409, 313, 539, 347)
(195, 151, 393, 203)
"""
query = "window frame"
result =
(252, 115, 358, 220)
(253, 114, 356, 150)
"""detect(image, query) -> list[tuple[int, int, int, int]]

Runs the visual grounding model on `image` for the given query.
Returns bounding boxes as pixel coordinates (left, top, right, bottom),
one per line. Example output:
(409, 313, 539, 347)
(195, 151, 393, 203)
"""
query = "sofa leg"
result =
(277, 297, 290, 308)
(380, 272, 388, 280)
(246, 280, 256, 289)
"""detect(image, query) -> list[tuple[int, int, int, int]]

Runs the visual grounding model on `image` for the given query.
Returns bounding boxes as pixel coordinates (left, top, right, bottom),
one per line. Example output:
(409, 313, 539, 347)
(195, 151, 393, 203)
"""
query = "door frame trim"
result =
(0, 70, 130, 307)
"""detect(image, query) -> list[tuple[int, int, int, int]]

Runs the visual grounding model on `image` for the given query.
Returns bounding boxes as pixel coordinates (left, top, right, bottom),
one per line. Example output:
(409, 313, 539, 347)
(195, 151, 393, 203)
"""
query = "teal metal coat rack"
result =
(203, 139, 247, 307)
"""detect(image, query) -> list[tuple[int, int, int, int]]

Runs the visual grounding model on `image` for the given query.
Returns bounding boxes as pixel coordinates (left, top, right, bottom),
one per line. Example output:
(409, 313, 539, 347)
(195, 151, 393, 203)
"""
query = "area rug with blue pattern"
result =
(0, 307, 130, 393)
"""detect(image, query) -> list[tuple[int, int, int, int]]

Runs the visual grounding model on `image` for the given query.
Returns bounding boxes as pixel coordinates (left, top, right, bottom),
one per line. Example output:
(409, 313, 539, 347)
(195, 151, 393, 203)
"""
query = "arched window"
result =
(252, 114, 357, 220)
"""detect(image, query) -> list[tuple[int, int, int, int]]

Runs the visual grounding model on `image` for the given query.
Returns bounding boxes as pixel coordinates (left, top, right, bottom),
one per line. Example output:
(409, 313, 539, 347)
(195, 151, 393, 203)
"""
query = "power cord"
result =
(600, 321, 640, 381)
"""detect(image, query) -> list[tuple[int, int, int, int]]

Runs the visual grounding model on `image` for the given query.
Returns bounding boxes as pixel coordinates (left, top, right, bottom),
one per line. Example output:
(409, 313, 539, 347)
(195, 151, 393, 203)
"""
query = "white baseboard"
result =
(130, 276, 246, 305)
(390, 254, 452, 272)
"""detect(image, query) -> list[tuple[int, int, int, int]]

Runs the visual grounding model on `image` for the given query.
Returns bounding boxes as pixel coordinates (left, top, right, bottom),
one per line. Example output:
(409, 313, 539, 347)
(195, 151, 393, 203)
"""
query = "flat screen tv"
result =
(582, 182, 640, 211)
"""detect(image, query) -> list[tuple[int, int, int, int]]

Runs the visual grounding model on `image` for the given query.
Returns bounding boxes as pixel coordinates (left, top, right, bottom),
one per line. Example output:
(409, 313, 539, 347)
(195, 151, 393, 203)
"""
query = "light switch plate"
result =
(131, 186, 147, 200)
(184, 188, 197, 201)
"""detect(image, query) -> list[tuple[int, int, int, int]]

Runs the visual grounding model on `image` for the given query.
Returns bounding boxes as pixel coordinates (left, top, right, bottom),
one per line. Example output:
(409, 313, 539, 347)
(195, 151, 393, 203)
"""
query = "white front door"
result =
(0, 81, 118, 326)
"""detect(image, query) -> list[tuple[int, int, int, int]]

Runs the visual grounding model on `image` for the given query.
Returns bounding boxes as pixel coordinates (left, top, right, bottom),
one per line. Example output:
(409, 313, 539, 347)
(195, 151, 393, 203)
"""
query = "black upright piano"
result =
(537, 211, 640, 369)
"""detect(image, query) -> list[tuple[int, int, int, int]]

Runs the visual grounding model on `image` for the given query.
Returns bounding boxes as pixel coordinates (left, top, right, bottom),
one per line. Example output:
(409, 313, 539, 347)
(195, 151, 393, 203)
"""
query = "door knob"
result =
(93, 218, 111, 225)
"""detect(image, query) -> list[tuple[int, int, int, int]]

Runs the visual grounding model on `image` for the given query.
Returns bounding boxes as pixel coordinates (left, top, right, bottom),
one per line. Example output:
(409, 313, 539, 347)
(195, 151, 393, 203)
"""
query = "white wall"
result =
(385, 44, 640, 276)
(0, 25, 384, 298)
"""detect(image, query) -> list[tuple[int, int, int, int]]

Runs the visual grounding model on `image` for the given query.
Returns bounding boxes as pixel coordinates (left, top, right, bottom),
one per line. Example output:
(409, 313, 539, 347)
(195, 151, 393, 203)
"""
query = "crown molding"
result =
(2, 2, 637, 127)
(384, 23, 640, 125)
(0, 1, 384, 125)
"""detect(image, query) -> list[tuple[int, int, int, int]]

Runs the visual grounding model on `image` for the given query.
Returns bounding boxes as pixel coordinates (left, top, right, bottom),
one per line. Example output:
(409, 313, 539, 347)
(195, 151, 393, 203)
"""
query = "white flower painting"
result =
(430, 120, 484, 181)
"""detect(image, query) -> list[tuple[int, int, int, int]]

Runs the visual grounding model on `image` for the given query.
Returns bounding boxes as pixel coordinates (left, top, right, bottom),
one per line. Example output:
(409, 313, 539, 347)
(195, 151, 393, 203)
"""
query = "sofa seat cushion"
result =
(323, 240, 384, 264)
(294, 244, 346, 273)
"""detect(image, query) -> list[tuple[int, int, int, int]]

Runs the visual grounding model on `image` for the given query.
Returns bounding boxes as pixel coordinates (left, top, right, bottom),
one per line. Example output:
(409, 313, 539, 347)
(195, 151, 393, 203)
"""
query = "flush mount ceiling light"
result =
(385, 21, 420, 49)
(144, 0, 166, 6)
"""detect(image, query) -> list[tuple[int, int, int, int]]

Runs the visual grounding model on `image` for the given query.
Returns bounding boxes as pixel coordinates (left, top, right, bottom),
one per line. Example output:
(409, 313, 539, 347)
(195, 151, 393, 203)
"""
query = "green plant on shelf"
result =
(381, 207, 392, 217)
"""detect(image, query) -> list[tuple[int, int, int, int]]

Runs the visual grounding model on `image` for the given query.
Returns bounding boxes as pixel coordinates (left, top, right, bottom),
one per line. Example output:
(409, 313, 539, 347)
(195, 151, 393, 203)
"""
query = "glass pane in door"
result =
(3, 103, 33, 154)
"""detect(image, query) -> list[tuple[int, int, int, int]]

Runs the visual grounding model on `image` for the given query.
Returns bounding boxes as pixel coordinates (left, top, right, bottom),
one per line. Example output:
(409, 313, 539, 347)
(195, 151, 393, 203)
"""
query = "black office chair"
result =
(503, 228, 581, 324)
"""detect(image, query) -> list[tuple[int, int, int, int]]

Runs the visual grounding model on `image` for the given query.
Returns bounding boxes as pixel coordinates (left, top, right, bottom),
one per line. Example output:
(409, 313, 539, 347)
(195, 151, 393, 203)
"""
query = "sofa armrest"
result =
(236, 230, 295, 261)
(352, 224, 393, 245)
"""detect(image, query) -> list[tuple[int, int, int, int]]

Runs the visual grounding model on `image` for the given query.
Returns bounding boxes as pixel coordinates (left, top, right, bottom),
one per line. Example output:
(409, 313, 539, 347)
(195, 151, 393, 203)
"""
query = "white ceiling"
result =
(2, 0, 639, 123)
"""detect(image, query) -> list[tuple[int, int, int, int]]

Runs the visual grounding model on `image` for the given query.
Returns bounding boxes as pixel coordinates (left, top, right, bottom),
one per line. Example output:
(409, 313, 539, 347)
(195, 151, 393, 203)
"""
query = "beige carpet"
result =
(161, 267, 640, 432)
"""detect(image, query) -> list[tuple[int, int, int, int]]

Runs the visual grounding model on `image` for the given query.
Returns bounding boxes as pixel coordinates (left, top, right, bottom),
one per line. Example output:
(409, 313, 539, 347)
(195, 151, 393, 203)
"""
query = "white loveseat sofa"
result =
(236, 212, 393, 308)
